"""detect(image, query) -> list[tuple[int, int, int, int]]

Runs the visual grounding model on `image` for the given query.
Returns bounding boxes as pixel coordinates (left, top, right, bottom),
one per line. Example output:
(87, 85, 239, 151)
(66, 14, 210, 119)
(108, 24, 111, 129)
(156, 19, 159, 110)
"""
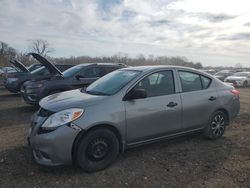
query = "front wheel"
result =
(76, 128, 119, 172)
(203, 111, 228, 139)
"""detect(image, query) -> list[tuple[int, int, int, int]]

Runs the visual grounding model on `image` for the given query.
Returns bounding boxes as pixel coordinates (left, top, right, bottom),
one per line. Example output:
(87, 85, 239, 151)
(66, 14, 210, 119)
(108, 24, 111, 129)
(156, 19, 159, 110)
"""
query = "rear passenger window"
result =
(201, 76, 211, 89)
(79, 67, 100, 78)
(179, 71, 202, 92)
(100, 66, 118, 76)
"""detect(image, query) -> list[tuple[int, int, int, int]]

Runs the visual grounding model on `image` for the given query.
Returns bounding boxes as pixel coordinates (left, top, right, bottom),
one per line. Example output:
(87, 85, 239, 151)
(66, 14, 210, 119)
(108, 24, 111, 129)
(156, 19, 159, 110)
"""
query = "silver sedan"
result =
(28, 66, 240, 172)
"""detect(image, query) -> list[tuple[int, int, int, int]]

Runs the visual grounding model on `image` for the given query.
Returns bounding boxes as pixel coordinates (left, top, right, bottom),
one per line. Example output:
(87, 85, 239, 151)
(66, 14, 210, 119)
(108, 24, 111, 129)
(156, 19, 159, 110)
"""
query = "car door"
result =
(125, 70, 182, 144)
(178, 70, 218, 131)
(72, 66, 101, 88)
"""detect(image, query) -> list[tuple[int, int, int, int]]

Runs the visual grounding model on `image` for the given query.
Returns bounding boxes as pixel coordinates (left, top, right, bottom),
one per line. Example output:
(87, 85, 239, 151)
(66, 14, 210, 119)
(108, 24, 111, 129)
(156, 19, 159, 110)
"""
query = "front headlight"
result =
(41, 108, 84, 130)
(8, 78, 18, 83)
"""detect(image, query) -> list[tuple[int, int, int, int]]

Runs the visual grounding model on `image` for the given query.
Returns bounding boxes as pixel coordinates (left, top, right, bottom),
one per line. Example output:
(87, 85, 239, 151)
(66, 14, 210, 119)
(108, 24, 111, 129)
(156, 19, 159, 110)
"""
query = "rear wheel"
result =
(76, 128, 119, 172)
(203, 111, 228, 139)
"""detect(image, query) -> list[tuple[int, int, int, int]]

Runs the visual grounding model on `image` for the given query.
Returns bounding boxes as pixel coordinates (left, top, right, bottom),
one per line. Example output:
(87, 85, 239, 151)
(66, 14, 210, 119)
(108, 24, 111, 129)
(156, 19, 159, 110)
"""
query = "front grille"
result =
(38, 108, 55, 117)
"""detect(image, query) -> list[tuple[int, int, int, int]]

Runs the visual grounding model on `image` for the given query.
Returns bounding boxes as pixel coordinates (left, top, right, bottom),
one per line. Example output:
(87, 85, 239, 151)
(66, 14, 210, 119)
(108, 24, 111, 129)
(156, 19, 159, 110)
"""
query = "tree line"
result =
(0, 40, 203, 69)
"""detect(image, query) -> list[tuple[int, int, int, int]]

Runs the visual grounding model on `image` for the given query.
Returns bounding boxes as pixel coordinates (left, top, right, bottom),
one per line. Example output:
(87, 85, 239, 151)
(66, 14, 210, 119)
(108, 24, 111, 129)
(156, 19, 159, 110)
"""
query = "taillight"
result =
(231, 89, 240, 96)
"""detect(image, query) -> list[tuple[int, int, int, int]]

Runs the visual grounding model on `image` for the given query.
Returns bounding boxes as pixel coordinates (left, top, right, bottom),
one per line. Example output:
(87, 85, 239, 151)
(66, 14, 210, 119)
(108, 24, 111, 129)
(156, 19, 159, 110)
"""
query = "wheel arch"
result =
(71, 124, 124, 163)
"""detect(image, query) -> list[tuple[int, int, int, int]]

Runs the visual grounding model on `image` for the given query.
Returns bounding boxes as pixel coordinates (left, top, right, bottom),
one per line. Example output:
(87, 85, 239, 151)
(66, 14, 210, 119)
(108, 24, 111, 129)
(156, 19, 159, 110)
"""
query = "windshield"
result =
(215, 71, 230, 76)
(27, 64, 40, 72)
(86, 70, 141, 96)
(31, 66, 45, 74)
(62, 65, 86, 78)
(233, 72, 248, 77)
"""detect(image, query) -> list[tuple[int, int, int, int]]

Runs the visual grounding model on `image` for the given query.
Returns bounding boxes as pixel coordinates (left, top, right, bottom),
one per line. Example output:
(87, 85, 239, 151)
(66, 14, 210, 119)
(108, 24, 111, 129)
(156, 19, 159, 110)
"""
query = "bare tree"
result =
(29, 39, 55, 56)
(235, 63, 243, 68)
(0, 41, 18, 67)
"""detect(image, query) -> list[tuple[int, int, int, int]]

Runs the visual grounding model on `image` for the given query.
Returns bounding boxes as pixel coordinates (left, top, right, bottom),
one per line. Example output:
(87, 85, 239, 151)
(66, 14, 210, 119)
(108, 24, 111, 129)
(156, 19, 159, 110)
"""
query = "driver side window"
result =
(134, 70, 175, 97)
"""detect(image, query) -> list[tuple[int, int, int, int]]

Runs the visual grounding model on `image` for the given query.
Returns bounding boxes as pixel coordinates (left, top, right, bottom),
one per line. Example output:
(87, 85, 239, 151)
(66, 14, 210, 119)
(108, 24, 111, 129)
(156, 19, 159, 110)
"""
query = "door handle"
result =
(167, 102, 178, 108)
(209, 96, 216, 101)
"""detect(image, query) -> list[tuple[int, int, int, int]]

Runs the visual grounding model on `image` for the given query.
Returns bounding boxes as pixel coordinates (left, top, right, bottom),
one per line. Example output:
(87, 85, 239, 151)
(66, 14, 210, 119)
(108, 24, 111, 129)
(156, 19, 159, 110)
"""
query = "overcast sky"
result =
(1, 0, 250, 66)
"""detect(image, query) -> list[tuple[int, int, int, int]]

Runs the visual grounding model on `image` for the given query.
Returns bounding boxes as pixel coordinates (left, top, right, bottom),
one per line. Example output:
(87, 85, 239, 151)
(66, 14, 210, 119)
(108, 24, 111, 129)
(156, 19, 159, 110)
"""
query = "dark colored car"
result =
(3, 53, 73, 93)
(21, 63, 126, 105)
(2, 61, 41, 79)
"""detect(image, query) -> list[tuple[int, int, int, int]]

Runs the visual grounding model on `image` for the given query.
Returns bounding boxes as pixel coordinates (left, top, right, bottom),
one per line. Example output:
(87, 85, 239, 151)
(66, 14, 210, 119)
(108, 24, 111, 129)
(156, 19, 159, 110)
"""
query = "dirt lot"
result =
(0, 84, 249, 188)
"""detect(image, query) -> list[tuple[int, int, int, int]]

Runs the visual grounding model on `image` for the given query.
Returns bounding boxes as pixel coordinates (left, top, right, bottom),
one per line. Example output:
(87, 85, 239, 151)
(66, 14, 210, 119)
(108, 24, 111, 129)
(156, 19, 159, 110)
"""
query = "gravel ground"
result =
(0, 84, 249, 188)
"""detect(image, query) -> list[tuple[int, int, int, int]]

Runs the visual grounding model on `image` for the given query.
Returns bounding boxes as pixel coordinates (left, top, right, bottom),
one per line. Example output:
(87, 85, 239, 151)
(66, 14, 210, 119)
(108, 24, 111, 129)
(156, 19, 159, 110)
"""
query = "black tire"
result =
(243, 81, 248, 88)
(203, 111, 228, 140)
(76, 128, 119, 172)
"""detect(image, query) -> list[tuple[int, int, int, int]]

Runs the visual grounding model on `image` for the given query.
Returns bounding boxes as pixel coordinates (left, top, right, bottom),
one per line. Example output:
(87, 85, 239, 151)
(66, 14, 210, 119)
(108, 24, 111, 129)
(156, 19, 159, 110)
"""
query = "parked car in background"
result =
(224, 72, 250, 87)
(21, 63, 126, 105)
(200, 69, 216, 75)
(2, 61, 42, 79)
(0, 66, 16, 76)
(28, 66, 240, 172)
(214, 70, 235, 81)
(3, 53, 73, 93)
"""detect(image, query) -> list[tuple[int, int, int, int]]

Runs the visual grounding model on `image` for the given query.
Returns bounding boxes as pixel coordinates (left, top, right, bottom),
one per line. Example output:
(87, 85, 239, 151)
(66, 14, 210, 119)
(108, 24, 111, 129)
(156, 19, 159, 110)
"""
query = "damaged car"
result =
(28, 66, 240, 172)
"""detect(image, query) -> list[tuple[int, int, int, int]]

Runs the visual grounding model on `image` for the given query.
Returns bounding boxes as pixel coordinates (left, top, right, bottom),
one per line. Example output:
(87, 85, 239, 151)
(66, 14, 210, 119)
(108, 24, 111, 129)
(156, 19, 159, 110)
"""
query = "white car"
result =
(224, 72, 250, 87)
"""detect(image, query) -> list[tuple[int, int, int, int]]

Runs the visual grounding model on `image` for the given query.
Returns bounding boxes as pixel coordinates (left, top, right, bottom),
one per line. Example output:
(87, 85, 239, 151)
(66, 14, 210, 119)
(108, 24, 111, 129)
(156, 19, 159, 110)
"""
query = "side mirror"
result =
(123, 89, 147, 101)
(75, 74, 84, 80)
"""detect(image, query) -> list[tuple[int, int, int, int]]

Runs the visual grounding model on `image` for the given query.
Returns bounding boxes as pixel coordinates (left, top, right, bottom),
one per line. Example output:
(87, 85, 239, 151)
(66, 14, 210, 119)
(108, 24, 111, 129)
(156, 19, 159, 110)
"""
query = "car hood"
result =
(39, 89, 107, 112)
(28, 53, 62, 75)
(226, 76, 247, 80)
(9, 60, 29, 73)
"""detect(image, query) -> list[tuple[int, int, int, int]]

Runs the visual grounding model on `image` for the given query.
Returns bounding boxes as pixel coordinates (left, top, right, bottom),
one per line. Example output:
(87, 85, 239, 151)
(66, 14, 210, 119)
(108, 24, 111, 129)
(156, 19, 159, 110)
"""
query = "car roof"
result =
(73, 63, 126, 67)
(121, 65, 197, 72)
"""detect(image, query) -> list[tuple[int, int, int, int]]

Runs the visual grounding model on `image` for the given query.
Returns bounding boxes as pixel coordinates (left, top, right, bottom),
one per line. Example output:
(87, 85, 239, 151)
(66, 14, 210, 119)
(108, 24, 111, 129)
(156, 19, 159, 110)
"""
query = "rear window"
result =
(201, 76, 212, 89)
(179, 71, 211, 92)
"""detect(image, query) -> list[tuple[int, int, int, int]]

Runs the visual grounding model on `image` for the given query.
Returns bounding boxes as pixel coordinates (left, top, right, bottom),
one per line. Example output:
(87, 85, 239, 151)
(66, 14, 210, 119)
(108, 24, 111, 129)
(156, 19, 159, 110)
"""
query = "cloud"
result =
(0, 0, 250, 66)
(218, 32, 250, 41)
(197, 13, 236, 23)
(244, 22, 250, 27)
